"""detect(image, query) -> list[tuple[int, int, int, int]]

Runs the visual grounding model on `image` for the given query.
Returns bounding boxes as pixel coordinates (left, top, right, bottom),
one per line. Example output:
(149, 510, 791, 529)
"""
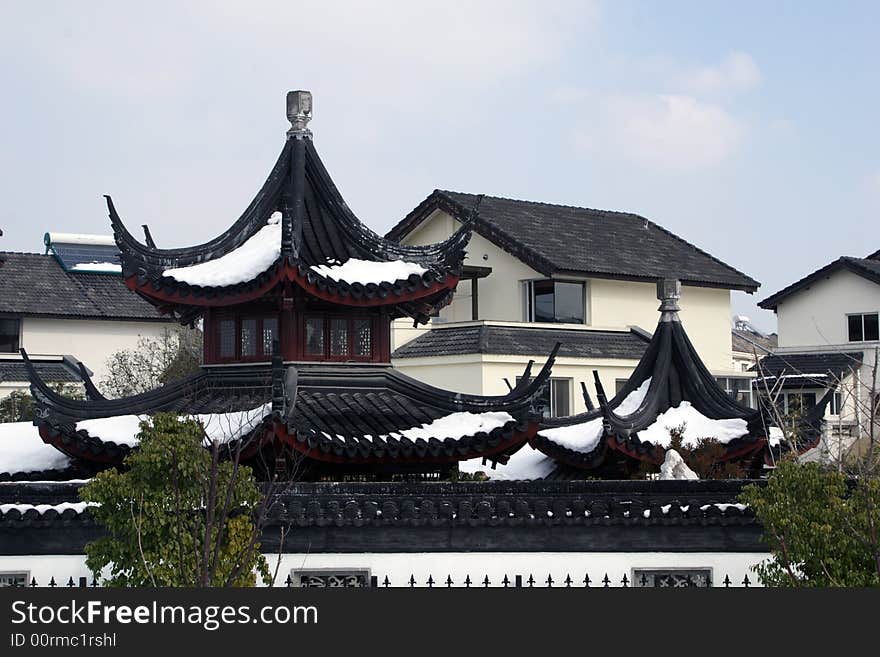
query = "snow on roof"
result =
(0, 422, 72, 475)
(163, 213, 282, 287)
(70, 262, 123, 273)
(394, 411, 513, 442)
(75, 404, 272, 447)
(459, 445, 556, 481)
(615, 377, 651, 416)
(636, 401, 748, 448)
(0, 502, 96, 515)
(535, 378, 652, 453)
(310, 257, 427, 285)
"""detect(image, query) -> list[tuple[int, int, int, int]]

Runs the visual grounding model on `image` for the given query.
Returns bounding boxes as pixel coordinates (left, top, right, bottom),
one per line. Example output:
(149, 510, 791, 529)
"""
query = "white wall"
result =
(401, 210, 735, 373)
(0, 552, 769, 587)
(20, 318, 172, 385)
(775, 268, 880, 349)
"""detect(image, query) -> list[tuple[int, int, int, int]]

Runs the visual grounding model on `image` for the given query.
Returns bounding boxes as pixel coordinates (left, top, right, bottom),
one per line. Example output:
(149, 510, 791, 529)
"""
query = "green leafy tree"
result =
(80, 413, 272, 587)
(0, 384, 83, 423)
(740, 459, 880, 587)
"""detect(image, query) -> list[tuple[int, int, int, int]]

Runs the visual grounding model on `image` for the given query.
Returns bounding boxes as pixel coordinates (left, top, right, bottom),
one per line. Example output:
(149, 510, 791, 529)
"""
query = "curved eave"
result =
(529, 431, 608, 470)
(124, 261, 461, 310)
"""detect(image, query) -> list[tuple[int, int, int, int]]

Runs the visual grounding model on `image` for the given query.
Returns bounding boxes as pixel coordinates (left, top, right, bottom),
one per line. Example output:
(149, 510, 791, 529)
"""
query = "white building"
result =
(387, 190, 760, 417)
(757, 251, 880, 459)
(0, 233, 174, 399)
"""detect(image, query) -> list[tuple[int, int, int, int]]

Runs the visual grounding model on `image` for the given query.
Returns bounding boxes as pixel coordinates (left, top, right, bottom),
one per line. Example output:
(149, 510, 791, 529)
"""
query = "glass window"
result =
(240, 319, 257, 357)
(219, 320, 235, 358)
(263, 318, 278, 356)
(0, 318, 20, 353)
(330, 318, 349, 356)
(527, 280, 585, 324)
(305, 317, 325, 356)
(518, 376, 571, 418)
(353, 319, 372, 357)
(849, 313, 879, 342)
(715, 376, 754, 408)
(829, 392, 843, 416)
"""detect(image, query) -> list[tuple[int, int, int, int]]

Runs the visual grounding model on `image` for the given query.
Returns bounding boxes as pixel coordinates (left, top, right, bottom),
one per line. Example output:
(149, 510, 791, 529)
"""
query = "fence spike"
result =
(602, 573, 610, 588)
(723, 574, 731, 588)
(546, 574, 554, 587)
(284, 574, 293, 587)
(527, 574, 535, 587)
(67, 577, 75, 587)
(91, 576, 98, 587)
(640, 574, 648, 587)
(30, 577, 37, 588)
(382, 576, 391, 588)
(409, 574, 416, 588)
(564, 574, 572, 587)
(464, 575, 472, 588)
(742, 574, 751, 588)
(427, 575, 435, 588)
(583, 573, 591, 587)
(621, 574, 629, 587)
(502, 574, 510, 588)
(49, 577, 56, 588)
(482, 575, 490, 588)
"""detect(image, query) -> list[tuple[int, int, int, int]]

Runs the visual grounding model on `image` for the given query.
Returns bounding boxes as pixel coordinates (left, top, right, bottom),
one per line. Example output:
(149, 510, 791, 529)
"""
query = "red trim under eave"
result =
(271, 422, 537, 465)
(125, 266, 459, 308)
(606, 433, 768, 464)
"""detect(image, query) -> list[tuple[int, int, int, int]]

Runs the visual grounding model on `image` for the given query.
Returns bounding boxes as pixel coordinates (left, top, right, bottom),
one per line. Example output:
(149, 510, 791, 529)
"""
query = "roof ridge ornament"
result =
(286, 90, 313, 139)
(657, 278, 681, 322)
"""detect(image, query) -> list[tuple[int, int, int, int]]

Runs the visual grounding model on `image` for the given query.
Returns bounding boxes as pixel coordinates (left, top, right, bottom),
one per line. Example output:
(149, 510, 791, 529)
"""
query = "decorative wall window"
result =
(524, 280, 586, 324)
(632, 568, 712, 588)
(519, 376, 571, 418)
(216, 316, 278, 361)
(0, 572, 28, 587)
(715, 376, 754, 408)
(0, 318, 21, 353)
(291, 569, 372, 588)
(303, 315, 373, 361)
(848, 313, 879, 342)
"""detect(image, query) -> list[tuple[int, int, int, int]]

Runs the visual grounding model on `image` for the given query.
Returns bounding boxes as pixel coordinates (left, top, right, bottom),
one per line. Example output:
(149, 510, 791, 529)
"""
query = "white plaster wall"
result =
(400, 211, 735, 372)
(20, 319, 171, 384)
(775, 268, 880, 348)
(0, 552, 769, 587)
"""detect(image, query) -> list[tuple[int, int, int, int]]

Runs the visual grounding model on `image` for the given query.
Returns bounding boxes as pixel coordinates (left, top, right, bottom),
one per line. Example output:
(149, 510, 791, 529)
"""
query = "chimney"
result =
(286, 90, 313, 138)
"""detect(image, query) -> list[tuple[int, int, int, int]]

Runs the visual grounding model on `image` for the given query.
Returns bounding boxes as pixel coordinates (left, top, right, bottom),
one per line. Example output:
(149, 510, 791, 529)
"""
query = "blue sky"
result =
(1, 1, 877, 331)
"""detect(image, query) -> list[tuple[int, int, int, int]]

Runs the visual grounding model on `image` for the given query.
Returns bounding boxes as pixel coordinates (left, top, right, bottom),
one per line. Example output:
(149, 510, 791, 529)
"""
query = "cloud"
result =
(679, 52, 762, 95)
(575, 93, 745, 171)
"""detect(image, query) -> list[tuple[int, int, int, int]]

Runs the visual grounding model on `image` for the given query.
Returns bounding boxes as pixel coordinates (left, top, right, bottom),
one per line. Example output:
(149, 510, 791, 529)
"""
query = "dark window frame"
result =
(524, 279, 587, 325)
(214, 315, 279, 363)
(848, 312, 879, 342)
(0, 317, 21, 354)
(301, 313, 374, 363)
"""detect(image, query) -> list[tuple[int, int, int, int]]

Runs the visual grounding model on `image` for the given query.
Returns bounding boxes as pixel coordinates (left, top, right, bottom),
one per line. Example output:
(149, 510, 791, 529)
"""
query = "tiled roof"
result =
(392, 324, 650, 360)
(0, 358, 81, 384)
(731, 329, 778, 356)
(0, 252, 169, 321)
(388, 190, 760, 292)
(752, 351, 863, 388)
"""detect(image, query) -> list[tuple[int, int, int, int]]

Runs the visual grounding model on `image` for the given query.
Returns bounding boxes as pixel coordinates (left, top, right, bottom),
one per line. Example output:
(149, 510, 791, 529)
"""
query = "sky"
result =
(0, 1, 877, 332)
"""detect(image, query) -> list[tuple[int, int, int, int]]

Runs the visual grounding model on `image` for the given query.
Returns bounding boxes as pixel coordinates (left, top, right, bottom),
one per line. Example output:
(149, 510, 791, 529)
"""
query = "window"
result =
(0, 318, 20, 353)
(829, 392, 843, 416)
(519, 377, 571, 418)
(633, 568, 711, 588)
(290, 569, 372, 588)
(0, 572, 28, 587)
(525, 280, 585, 324)
(715, 376, 754, 408)
(303, 316, 373, 361)
(848, 313, 879, 342)
(216, 316, 278, 361)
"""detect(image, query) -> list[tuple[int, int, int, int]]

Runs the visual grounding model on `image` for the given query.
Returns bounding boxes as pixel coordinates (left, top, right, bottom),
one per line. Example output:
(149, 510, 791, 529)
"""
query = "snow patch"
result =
(311, 257, 427, 285)
(637, 401, 748, 448)
(71, 262, 122, 273)
(0, 422, 72, 474)
(458, 446, 557, 481)
(395, 411, 513, 442)
(537, 418, 604, 453)
(768, 426, 784, 446)
(164, 213, 282, 286)
(615, 377, 652, 416)
(659, 449, 698, 480)
(75, 405, 272, 447)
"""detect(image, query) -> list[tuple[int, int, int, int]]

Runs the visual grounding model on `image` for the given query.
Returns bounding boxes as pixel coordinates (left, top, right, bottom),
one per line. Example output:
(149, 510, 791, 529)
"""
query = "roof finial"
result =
(657, 278, 681, 321)
(286, 90, 313, 139)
